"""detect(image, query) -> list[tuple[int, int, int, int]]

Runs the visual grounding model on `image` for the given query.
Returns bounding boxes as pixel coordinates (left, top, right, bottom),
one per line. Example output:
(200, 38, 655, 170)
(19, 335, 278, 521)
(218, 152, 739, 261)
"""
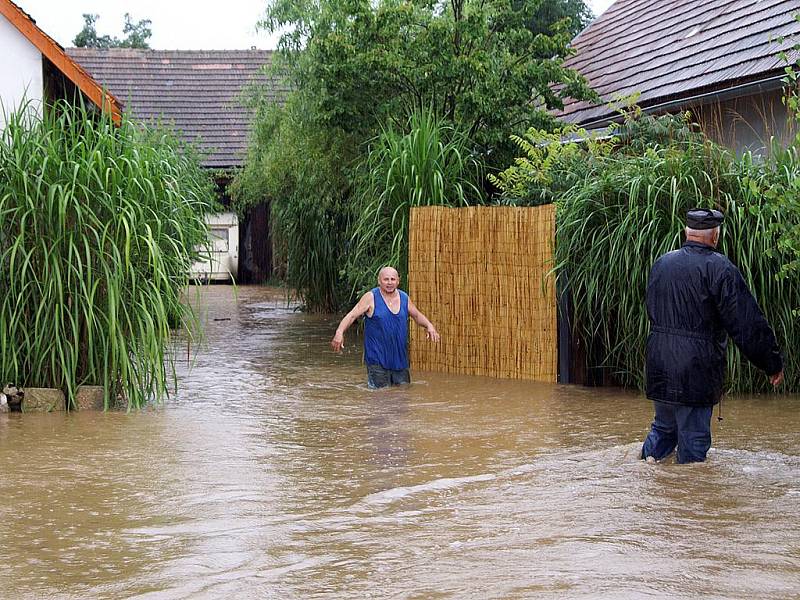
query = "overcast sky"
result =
(15, 0, 616, 50)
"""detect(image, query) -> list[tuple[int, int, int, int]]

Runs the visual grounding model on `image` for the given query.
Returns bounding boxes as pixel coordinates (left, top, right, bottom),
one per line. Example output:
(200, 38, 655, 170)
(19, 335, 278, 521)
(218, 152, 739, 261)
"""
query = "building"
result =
(0, 0, 121, 128)
(69, 47, 289, 282)
(559, 0, 800, 153)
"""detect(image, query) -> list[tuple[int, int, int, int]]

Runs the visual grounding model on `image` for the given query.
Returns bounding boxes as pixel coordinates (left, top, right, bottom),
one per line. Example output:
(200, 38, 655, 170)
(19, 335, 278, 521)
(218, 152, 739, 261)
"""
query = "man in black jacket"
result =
(642, 208, 784, 464)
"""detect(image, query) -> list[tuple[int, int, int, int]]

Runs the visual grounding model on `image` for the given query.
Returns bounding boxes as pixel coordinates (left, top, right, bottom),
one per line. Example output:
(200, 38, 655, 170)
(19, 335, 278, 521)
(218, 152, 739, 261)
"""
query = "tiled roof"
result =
(67, 48, 289, 168)
(559, 0, 800, 126)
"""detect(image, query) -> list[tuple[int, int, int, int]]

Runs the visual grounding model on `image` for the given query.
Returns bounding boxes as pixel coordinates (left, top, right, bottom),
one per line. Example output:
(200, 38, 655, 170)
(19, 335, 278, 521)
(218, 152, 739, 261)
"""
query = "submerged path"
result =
(0, 285, 799, 599)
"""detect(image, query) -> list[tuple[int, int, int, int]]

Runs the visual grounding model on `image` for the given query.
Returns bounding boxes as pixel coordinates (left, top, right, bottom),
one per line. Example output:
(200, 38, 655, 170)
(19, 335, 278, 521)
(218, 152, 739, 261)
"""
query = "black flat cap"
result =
(686, 208, 724, 230)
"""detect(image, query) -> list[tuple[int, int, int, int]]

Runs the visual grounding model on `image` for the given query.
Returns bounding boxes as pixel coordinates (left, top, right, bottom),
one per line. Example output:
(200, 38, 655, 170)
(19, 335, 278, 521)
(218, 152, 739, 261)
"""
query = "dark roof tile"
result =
(67, 48, 289, 168)
(559, 0, 800, 125)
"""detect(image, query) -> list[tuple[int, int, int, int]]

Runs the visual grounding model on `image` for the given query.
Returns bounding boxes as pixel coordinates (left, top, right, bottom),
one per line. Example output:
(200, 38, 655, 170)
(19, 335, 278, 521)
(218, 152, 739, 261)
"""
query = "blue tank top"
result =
(364, 288, 409, 370)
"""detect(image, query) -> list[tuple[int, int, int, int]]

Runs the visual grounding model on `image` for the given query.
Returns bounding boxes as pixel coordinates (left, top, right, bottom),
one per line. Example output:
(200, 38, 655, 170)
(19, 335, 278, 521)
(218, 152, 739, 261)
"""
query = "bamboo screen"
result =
(407, 205, 556, 382)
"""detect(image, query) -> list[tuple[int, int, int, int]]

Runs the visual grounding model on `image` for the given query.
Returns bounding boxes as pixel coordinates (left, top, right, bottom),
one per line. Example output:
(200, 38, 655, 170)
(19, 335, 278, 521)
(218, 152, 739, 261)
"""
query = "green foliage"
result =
(528, 0, 593, 37)
(236, 0, 595, 311)
(489, 124, 614, 205)
(490, 110, 703, 205)
(771, 26, 800, 280)
(119, 13, 153, 48)
(73, 13, 152, 49)
(721, 148, 800, 389)
(499, 113, 800, 393)
(261, 0, 596, 161)
(231, 96, 355, 312)
(347, 109, 484, 294)
(0, 100, 215, 409)
(758, 142, 800, 279)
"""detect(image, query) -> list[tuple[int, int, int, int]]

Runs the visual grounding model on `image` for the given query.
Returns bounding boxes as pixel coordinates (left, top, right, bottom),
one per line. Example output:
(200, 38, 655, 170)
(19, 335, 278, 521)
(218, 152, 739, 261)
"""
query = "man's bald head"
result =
(377, 266, 400, 294)
(378, 266, 400, 281)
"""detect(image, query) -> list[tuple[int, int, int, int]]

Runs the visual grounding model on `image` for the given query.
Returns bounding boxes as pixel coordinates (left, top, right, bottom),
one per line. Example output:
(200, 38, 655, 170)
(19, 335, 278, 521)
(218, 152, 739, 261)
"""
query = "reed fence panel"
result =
(408, 205, 556, 381)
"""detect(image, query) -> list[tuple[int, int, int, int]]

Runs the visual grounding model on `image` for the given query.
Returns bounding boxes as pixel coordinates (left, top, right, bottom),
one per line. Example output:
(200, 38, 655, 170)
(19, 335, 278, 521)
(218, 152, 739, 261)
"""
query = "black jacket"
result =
(646, 241, 783, 406)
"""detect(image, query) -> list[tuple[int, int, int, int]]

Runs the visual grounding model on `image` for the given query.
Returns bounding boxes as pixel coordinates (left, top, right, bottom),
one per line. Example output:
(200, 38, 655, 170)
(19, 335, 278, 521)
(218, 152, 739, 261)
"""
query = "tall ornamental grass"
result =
(498, 113, 800, 393)
(347, 109, 484, 294)
(728, 140, 800, 390)
(0, 101, 215, 409)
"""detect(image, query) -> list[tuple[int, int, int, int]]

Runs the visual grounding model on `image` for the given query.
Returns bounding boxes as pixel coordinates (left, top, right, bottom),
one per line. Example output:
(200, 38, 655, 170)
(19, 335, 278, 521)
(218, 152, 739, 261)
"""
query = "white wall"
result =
(0, 12, 42, 130)
(191, 212, 240, 282)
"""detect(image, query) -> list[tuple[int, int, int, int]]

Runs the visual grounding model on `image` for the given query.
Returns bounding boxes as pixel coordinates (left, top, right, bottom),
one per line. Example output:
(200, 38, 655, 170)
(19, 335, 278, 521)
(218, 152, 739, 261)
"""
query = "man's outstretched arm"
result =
(331, 293, 373, 352)
(408, 298, 440, 342)
(716, 267, 783, 386)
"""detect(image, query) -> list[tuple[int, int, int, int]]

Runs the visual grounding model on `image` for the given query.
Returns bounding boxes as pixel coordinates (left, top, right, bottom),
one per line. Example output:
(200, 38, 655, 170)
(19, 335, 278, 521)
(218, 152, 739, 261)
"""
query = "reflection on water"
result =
(0, 285, 798, 599)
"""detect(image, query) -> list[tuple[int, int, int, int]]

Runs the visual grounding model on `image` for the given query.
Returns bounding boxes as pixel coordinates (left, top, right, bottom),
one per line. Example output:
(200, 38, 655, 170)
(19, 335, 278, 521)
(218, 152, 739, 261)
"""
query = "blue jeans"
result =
(366, 364, 411, 389)
(641, 401, 713, 464)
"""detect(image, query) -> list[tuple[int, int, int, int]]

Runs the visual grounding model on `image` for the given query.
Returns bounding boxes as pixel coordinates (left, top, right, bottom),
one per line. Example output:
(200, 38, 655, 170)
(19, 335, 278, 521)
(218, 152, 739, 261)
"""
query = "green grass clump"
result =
(347, 109, 483, 294)
(0, 100, 215, 409)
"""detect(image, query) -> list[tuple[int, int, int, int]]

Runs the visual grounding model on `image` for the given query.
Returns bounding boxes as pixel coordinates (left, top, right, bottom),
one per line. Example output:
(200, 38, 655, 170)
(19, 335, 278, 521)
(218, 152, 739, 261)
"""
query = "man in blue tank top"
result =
(331, 266, 440, 388)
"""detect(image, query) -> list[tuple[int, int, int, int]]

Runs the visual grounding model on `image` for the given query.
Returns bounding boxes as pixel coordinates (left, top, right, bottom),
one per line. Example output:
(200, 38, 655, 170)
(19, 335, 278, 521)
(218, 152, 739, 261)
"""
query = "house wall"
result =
(0, 12, 42, 128)
(692, 89, 794, 155)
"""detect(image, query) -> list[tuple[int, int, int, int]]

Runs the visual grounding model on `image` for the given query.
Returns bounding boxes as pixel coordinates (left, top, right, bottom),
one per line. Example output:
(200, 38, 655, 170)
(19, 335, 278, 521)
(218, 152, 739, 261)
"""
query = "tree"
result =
(119, 13, 153, 49)
(260, 0, 596, 160)
(72, 14, 114, 48)
(73, 13, 152, 49)
(529, 0, 592, 37)
(236, 0, 596, 310)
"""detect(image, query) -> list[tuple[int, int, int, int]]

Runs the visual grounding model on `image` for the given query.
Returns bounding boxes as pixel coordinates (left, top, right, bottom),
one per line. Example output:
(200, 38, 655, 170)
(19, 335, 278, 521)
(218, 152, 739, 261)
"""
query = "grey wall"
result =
(692, 89, 795, 155)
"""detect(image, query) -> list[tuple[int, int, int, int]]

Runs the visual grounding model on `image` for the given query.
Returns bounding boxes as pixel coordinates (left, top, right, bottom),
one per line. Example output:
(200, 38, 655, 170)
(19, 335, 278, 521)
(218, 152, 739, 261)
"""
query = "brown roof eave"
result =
(571, 71, 790, 129)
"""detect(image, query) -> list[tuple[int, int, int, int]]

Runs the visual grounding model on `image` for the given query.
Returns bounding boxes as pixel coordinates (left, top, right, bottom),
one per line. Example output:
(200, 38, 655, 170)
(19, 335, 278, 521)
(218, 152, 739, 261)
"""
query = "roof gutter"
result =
(579, 74, 789, 131)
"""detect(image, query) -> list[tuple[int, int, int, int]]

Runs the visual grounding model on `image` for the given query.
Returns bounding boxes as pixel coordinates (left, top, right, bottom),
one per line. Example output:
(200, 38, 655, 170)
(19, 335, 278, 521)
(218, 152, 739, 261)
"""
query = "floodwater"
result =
(1, 286, 799, 599)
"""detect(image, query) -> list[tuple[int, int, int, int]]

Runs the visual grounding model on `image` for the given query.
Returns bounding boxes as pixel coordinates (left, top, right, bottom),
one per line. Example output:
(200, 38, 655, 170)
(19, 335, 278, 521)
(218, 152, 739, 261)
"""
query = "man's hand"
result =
(330, 332, 345, 353)
(769, 370, 784, 387)
(426, 325, 440, 343)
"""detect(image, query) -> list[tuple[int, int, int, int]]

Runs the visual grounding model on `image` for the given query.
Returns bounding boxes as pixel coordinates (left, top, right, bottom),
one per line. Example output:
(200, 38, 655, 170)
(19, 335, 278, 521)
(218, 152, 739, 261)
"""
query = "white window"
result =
(209, 227, 229, 252)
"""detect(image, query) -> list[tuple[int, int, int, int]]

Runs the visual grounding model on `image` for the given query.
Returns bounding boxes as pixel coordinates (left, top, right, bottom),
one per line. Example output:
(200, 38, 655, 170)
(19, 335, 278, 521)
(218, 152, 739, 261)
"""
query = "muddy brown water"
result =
(0, 285, 799, 599)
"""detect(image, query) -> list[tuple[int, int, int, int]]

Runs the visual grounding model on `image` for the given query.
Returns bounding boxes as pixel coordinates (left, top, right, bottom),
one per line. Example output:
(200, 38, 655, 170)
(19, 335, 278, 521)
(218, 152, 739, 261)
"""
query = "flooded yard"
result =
(0, 285, 799, 599)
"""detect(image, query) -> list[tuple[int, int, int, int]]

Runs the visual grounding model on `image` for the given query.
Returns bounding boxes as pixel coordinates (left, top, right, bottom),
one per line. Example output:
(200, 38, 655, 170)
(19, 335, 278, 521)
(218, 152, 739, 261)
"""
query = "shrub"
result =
(232, 99, 354, 312)
(498, 113, 800, 393)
